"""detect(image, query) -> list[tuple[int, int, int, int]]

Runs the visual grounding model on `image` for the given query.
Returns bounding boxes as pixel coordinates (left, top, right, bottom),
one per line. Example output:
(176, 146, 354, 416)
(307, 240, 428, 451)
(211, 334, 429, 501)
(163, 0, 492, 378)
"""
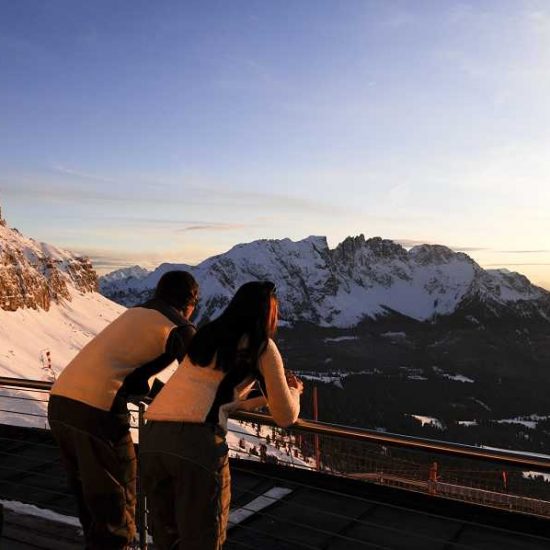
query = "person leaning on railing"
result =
(141, 281, 303, 550)
(47, 270, 199, 550)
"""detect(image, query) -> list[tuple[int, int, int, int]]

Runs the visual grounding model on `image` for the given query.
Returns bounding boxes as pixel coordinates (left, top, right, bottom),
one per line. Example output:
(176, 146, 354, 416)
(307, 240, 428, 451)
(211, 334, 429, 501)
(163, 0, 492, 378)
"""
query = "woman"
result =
(141, 281, 303, 550)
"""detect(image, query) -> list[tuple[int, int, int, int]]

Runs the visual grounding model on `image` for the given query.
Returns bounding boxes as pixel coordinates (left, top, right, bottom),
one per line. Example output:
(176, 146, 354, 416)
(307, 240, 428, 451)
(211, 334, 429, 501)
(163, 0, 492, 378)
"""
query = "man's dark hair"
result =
(154, 270, 198, 310)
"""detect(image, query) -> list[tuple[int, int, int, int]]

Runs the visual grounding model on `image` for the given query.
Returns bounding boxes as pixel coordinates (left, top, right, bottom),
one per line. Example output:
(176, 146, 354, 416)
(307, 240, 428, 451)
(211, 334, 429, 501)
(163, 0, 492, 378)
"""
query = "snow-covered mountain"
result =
(0, 216, 125, 383)
(99, 234, 550, 327)
(0, 218, 98, 311)
(98, 265, 150, 295)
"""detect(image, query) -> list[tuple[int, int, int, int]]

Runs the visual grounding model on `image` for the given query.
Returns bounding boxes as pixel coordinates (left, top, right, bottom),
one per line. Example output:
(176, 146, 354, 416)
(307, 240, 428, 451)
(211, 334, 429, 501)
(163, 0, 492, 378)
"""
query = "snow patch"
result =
(229, 487, 293, 526)
(1, 499, 81, 527)
(410, 415, 446, 430)
(523, 471, 550, 483)
(323, 336, 359, 343)
(495, 414, 550, 430)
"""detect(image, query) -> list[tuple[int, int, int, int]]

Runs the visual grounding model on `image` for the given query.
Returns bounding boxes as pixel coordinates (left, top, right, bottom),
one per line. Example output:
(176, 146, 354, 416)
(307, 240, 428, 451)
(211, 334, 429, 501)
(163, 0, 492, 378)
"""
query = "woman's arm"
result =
(258, 339, 302, 427)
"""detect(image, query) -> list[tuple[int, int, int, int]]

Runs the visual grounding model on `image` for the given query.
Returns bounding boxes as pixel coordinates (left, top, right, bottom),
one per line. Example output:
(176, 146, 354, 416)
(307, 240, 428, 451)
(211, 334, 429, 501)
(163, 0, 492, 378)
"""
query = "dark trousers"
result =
(140, 421, 231, 550)
(48, 396, 137, 550)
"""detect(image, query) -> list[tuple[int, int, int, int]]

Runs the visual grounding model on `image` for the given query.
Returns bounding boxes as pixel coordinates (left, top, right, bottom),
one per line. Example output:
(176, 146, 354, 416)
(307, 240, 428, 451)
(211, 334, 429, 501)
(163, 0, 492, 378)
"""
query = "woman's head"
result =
(222, 281, 278, 338)
(187, 280, 278, 373)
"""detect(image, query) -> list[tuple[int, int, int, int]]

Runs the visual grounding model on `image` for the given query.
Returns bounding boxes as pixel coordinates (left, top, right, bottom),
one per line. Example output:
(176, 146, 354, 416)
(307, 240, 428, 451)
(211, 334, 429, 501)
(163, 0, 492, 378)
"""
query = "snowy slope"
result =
(0, 289, 124, 381)
(0, 216, 124, 383)
(0, 289, 125, 427)
(100, 235, 550, 327)
(0, 217, 127, 425)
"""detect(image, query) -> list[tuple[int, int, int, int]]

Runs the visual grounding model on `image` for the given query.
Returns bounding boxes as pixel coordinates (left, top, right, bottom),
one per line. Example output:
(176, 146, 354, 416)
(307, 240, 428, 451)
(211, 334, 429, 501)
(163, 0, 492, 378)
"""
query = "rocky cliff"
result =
(0, 221, 97, 312)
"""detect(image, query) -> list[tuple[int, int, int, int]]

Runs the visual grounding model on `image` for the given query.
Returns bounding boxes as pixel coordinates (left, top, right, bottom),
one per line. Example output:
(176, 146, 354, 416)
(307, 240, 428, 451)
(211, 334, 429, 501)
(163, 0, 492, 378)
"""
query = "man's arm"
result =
(165, 324, 196, 363)
(124, 324, 196, 401)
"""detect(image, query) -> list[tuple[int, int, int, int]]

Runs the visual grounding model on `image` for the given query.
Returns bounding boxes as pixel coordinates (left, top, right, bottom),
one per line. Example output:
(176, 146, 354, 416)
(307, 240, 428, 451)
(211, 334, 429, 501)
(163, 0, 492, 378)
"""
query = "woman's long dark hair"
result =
(187, 281, 277, 375)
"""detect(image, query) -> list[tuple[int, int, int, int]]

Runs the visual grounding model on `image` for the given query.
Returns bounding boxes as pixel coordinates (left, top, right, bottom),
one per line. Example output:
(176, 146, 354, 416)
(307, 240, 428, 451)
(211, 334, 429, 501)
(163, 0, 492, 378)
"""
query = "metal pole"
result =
(137, 402, 147, 550)
(313, 386, 320, 471)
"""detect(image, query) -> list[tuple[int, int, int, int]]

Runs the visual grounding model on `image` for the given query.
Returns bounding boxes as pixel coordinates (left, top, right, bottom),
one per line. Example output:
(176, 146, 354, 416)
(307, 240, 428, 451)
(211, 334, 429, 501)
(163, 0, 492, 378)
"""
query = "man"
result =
(48, 270, 198, 550)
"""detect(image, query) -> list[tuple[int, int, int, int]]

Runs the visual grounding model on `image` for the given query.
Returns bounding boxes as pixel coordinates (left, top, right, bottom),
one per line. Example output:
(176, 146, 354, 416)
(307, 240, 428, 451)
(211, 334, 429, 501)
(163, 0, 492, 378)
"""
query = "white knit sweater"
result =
(145, 339, 300, 430)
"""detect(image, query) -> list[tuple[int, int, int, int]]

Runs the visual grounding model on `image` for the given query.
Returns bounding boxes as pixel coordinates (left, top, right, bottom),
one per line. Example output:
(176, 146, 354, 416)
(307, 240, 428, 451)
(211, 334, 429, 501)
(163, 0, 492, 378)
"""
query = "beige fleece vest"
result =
(51, 307, 176, 411)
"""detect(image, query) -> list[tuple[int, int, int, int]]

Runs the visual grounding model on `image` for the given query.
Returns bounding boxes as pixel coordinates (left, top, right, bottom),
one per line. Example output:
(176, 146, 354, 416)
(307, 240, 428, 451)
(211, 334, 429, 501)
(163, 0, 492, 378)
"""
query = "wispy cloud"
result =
(190, 184, 342, 215)
(50, 164, 119, 185)
(73, 246, 217, 274)
(1, 180, 130, 203)
(483, 262, 550, 267)
(52, 214, 251, 231)
(396, 238, 487, 253)
(178, 223, 247, 232)
(496, 250, 550, 254)
(2, 174, 340, 218)
(449, 246, 488, 253)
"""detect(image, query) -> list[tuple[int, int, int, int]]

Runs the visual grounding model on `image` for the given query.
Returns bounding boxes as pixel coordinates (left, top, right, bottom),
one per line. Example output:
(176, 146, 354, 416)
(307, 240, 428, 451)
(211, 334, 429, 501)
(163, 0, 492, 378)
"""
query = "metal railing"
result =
(1, 376, 550, 549)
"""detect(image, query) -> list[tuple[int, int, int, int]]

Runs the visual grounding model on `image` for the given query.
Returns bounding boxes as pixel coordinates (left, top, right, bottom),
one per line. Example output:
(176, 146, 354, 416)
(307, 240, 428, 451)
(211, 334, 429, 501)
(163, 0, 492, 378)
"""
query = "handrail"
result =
(232, 412, 550, 472)
(0, 376, 53, 391)
(2, 376, 550, 472)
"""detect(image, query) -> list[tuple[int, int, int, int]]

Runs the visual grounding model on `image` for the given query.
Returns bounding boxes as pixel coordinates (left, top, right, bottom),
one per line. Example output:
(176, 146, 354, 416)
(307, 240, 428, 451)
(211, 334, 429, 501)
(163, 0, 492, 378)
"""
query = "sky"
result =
(1, 1, 549, 289)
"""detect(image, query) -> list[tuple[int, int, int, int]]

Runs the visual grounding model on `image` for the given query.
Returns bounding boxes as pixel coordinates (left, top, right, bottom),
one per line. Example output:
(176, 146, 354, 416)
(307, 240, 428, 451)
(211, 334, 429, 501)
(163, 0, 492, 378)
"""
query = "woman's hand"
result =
(238, 396, 267, 411)
(285, 371, 304, 394)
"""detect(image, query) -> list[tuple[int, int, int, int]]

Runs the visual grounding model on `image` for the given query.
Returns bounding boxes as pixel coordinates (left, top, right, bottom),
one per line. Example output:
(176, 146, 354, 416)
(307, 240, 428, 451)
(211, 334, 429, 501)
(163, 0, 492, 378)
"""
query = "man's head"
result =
(154, 270, 199, 318)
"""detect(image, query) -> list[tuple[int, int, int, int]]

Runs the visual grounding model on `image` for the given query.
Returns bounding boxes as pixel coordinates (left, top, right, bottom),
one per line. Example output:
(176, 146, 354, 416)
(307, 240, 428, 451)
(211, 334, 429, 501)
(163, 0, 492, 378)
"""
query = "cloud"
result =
(178, 223, 247, 232)
(483, 262, 550, 267)
(190, 184, 342, 215)
(73, 247, 207, 274)
(496, 250, 550, 254)
(72, 248, 171, 267)
(2, 173, 340, 219)
(395, 238, 487, 252)
(54, 214, 251, 230)
(449, 246, 488, 253)
(1, 180, 121, 203)
(50, 164, 119, 185)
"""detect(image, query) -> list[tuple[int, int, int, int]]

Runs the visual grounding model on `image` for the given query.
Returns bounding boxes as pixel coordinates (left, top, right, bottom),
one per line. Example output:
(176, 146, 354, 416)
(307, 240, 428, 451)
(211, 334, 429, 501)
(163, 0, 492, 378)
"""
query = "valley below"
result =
(277, 319, 550, 455)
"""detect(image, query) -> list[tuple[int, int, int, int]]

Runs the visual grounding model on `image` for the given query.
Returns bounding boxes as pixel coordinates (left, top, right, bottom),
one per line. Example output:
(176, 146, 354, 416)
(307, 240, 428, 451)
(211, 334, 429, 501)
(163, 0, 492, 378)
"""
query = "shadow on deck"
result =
(1, 424, 549, 549)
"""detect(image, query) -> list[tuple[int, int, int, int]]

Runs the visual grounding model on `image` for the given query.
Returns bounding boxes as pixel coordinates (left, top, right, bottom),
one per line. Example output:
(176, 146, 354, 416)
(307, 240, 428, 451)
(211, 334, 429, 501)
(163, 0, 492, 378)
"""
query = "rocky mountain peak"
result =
(364, 237, 407, 259)
(409, 244, 466, 265)
(0, 216, 97, 312)
(332, 234, 366, 263)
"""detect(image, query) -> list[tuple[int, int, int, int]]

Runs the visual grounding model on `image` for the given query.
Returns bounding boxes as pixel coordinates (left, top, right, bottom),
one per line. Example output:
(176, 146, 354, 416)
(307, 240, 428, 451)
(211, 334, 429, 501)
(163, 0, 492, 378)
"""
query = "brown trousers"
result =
(140, 421, 231, 550)
(48, 397, 137, 549)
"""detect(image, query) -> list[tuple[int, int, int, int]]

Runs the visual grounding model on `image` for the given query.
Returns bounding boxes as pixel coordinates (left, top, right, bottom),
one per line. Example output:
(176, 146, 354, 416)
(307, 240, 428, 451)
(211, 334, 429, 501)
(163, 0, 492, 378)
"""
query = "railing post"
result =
(137, 402, 147, 550)
(428, 461, 438, 496)
(313, 386, 320, 471)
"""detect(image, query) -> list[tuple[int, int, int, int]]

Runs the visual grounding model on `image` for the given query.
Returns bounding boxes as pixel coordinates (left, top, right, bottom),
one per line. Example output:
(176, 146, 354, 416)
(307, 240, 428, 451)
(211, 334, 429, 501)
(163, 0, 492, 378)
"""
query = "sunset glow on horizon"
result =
(2, 1, 549, 289)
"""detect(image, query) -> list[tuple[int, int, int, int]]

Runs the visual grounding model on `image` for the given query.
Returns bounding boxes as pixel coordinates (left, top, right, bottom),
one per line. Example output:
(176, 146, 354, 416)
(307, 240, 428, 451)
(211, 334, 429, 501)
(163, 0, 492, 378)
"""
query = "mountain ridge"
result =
(99, 235, 550, 327)
(0, 220, 97, 311)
